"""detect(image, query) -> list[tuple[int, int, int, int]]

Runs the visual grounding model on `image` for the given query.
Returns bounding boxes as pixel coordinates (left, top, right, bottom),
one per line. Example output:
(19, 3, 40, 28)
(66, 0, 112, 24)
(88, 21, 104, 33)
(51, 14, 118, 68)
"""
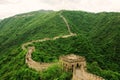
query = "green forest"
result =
(0, 10, 120, 80)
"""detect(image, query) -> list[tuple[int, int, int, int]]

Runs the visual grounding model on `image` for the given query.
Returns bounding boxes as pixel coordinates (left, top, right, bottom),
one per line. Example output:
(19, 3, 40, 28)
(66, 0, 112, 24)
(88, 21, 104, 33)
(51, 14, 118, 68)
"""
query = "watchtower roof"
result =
(60, 54, 85, 63)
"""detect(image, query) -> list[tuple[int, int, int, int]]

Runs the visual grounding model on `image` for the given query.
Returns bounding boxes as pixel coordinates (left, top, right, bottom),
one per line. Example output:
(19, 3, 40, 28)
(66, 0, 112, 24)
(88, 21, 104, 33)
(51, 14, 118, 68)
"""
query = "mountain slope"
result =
(0, 10, 120, 80)
(0, 10, 70, 79)
(62, 11, 120, 79)
(0, 10, 69, 56)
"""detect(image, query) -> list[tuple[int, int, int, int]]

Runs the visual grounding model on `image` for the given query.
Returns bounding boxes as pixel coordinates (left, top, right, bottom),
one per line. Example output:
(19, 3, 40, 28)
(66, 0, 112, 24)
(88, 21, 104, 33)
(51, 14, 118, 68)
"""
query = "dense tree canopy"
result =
(0, 10, 119, 80)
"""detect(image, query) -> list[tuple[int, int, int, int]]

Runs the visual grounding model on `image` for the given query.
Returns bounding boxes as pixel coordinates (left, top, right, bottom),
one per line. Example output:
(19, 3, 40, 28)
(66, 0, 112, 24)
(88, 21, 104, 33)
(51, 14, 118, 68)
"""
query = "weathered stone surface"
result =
(60, 54, 104, 80)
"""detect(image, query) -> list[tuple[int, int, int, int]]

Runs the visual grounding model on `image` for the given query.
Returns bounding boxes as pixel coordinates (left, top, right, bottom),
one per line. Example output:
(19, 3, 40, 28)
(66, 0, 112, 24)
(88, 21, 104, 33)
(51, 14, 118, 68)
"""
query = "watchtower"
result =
(60, 54, 86, 72)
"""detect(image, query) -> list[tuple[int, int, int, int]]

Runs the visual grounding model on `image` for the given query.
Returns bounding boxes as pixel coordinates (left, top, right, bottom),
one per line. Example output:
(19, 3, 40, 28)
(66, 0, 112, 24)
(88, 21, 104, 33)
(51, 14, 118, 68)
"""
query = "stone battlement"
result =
(60, 54, 85, 63)
(60, 54, 104, 80)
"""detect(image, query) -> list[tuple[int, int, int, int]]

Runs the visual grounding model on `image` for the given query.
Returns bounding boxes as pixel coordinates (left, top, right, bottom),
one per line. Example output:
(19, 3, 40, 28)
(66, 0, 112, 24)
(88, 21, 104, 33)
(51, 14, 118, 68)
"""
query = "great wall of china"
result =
(22, 13, 105, 80)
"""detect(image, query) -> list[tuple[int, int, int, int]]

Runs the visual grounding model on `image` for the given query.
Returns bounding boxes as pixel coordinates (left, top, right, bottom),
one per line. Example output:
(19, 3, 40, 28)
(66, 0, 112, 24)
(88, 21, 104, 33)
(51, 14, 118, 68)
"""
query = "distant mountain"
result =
(0, 19, 2, 22)
(0, 10, 119, 80)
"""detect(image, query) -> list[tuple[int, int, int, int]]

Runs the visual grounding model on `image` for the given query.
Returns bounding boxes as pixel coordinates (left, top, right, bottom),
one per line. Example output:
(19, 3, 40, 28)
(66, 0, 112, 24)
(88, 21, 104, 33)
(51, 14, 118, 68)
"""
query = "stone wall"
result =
(72, 68, 105, 80)
(60, 54, 104, 80)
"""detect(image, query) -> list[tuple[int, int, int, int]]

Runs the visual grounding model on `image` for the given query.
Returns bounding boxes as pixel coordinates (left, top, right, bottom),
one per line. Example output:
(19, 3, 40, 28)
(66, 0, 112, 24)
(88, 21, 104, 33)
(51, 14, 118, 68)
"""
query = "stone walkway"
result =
(22, 13, 104, 80)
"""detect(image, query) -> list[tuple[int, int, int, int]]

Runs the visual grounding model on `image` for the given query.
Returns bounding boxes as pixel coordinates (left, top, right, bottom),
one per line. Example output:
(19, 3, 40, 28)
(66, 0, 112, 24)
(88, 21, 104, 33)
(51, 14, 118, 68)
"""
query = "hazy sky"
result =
(0, 0, 120, 19)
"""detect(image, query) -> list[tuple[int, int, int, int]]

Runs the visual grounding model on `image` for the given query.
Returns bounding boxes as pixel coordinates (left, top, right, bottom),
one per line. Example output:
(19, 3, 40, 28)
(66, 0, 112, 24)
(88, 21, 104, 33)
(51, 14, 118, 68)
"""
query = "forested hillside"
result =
(0, 10, 70, 79)
(62, 11, 120, 79)
(0, 10, 119, 80)
(0, 10, 69, 56)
